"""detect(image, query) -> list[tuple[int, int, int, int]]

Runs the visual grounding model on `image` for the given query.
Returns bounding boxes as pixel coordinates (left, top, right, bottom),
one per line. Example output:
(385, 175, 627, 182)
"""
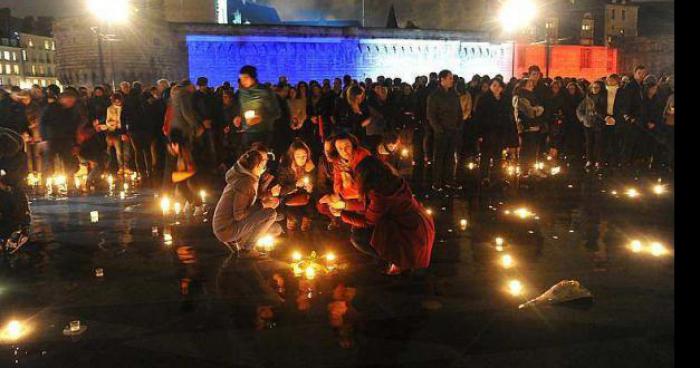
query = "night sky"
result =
(0, 0, 673, 21)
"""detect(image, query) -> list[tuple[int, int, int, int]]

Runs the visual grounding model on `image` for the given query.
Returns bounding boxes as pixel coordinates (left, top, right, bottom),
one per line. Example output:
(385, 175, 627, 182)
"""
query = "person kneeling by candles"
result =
(333, 156, 435, 275)
(0, 127, 31, 253)
(213, 148, 282, 258)
(278, 139, 316, 232)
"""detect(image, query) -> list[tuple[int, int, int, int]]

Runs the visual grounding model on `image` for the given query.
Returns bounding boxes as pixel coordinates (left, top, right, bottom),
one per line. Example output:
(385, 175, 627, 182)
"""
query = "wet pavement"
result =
(0, 167, 674, 367)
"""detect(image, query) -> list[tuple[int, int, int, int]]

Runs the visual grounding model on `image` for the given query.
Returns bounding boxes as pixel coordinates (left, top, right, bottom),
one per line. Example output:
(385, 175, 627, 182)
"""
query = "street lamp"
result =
(87, 0, 130, 89)
(498, 0, 538, 78)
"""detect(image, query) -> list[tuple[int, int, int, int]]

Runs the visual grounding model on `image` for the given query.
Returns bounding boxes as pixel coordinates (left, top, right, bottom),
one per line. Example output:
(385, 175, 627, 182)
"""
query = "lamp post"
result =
(498, 0, 538, 79)
(87, 0, 129, 89)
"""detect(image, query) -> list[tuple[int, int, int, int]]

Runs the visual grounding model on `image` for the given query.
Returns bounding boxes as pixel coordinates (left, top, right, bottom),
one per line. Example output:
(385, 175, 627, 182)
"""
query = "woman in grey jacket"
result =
(576, 81, 607, 172)
(212, 148, 281, 257)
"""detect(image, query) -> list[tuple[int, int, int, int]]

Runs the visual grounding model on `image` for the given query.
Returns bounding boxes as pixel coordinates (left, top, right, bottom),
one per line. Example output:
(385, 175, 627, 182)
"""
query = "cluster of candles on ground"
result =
(609, 181, 670, 199)
(289, 250, 338, 280)
(492, 236, 524, 297)
(26, 171, 140, 199)
(628, 239, 669, 257)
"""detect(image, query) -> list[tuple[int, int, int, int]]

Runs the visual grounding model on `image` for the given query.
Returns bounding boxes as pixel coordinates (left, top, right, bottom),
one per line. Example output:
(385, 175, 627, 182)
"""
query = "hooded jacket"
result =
(212, 161, 260, 243)
(169, 85, 201, 143)
(238, 83, 281, 134)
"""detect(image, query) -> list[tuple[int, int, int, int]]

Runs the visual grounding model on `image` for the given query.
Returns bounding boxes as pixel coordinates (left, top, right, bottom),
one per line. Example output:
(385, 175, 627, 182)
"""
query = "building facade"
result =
(0, 33, 58, 87)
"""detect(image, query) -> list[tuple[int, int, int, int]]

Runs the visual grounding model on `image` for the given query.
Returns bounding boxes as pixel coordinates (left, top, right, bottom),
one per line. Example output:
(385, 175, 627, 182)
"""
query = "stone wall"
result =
(179, 24, 512, 85)
(53, 14, 186, 87)
(615, 35, 674, 76)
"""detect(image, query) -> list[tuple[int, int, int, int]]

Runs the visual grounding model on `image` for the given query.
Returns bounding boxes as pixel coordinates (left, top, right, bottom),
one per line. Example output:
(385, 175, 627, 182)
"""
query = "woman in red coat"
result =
(335, 156, 435, 274)
(317, 132, 371, 230)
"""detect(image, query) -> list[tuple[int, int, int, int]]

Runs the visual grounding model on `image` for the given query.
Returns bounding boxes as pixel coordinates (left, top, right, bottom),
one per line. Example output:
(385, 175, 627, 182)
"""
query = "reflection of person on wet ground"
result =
(337, 156, 435, 275)
(212, 146, 282, 258)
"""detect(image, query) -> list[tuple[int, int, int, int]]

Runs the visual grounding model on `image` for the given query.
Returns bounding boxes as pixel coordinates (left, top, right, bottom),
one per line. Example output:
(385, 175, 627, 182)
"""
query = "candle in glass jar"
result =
(244, 110, 256, 120)
(90, 211, 99, 223)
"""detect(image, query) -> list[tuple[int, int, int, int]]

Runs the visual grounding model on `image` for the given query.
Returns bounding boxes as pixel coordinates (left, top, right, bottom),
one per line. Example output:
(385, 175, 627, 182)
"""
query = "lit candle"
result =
(199, 190, 207, 203)
(401, 148, 409, 158)
(69, 320, 81, 332)
(550, 166, 561, 175)
(303, 176, 310, 186)
(74, 176, 81, 190)
(305, 266, 316, 280)
(326, 252, 337, 271)
(174, 202, 182, 216)
(625, 188, 640, 198)
(123, 183, 129, 192)
(95, 268, 104, 278)
(160, 196, 171, 215)
(426, 208, 433, 216)
(501, 254, 514, 268)
(459, 219, 468, 230)
(649, 242, 667, 257)
(507, 280, 523, 296)
(467, 162, 476, 170)
(652, 184, 666, 195)
(119, 191, 126, 200)
(292, 251, 302, 262)
(256, 235, 275, 252)
(90, 211, 99, 223)
(244, 110, 256, 120)
(630, 240, 643, 253)
(163, 227, 173, 245)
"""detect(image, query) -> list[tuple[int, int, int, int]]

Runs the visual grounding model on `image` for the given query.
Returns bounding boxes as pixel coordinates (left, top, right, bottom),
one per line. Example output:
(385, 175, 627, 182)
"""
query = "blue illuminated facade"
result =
(186, 34, 513, 86)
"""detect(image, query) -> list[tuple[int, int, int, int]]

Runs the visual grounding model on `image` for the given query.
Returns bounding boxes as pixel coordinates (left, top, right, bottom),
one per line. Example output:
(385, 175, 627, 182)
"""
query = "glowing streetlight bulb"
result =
(88, 0, 130, 23)
(1, 320, 25, 341)
(649, 242, 667, 257)
(508, 280, 524, 296)
(499, 0, 537, 33)
(501, 254, 514, 268)
(630, 240, 643, 253)
(292, 251, 302, 261)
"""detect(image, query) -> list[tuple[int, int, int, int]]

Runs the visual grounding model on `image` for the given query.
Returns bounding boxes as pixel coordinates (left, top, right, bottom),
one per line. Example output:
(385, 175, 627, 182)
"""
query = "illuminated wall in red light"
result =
(514, 44, 618, 81)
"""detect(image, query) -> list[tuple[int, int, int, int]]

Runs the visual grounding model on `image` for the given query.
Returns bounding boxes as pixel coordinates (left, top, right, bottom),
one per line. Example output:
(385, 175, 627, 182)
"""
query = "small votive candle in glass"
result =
(95, 268, 104, 278)
(69, 320, 81, 332)
(244, 110, 256, 120)
(90, 211, 99, 223)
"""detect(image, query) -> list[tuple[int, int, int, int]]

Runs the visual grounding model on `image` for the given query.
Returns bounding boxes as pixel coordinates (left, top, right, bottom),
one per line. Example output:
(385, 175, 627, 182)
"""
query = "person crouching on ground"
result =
(0, 127, 31, 253)
(277, 138, 316, 233)
(317, 132, 370, 231)
(334, 156, 435, 275)
(213, 148, 282, 258)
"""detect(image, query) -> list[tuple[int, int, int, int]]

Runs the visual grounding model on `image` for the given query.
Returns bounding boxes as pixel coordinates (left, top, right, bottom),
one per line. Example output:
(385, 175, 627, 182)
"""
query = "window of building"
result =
(21, 50, 27, 61)
(44, 40, 50, 50)
(3, 51, 9, 60)
(4, 64, 10, 74)
(31, 65, 36, 75)
(51, 41, 55, 50)
(580, 48, 592, 68)
(13, 64, 19, 75)
(28, 38, 33, 48)
(11, 52, 16, 61)
(39, 65, 45, 75)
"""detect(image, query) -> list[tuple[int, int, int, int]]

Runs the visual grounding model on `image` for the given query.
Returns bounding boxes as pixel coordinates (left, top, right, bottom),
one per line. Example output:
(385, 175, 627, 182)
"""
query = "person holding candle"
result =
(336, 156, 435, 275)
(213, 147, 282, 258)
(317, 133, 370, 231)
(278, 139, 316, 233)
(234, 65, 281, 151)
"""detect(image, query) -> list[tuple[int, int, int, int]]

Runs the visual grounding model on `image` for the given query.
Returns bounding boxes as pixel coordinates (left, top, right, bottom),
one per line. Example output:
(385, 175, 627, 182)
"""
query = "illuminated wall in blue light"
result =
(186, 34, 513, 86)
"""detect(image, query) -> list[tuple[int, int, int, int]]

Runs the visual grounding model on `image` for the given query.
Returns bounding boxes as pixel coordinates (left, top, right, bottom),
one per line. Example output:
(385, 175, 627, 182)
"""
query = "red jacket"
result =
(341, 179, 435, 270)
(332, 147, 371, 200)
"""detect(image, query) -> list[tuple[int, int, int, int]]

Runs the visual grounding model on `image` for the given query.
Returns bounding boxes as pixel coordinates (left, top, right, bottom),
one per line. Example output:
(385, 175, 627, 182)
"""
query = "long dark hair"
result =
(327, 132, 360, 162)
(282, 138, 311, 168)
(355, 156, 402, 196)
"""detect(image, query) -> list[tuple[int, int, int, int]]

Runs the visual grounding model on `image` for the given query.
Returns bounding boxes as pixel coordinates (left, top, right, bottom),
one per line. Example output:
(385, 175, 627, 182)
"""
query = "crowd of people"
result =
(0, 63, 674, 270)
